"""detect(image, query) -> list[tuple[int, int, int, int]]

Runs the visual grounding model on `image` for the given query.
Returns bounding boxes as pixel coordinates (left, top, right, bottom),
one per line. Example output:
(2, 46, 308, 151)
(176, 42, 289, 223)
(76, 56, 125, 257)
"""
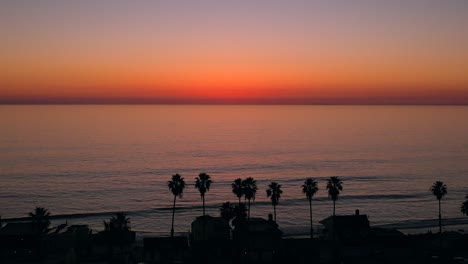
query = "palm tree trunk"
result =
(333, 199, 336, 216)
(202, 194, 206, 240)
(202, 195, 205, 217)
(309, 199, 313, 239)
(171, 195, 176, 237)
(248, 199, 251, 220)
(438, 199, 442, 234)
(332, 199, 336, 242)
(273, 205, 276, 222)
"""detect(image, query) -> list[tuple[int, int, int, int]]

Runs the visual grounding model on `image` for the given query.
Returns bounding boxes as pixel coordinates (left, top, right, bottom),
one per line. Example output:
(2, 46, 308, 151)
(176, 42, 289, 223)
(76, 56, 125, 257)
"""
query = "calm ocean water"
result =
(1, 105, 468, 236)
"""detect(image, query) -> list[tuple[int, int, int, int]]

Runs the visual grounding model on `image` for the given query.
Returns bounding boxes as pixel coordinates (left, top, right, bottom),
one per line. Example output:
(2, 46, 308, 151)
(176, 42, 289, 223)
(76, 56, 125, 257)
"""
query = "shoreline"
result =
(3, 215, 467, 238)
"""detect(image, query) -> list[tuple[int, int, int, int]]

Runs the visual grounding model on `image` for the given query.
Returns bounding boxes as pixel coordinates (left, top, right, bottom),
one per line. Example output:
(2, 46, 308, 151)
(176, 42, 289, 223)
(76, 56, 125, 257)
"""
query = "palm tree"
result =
(232, 178, 244, 205)
(168, 173, 186, 237)
(195, 173, 212, 217)
(232, 203, 248, 230)
(220, 202, 236, 224)
(219, 202, 248, 230)
(28, 207, 51, 234)
(104, 212, 131, 231)
(461, 195, 468, 216)
(326, 177, 343, 216)
(266, 182, 282, 222)
(302, 178, 319, 239)
(242, 177, 257, 220)
(431, 181, 447, 234)
(103, 212, 131, 255)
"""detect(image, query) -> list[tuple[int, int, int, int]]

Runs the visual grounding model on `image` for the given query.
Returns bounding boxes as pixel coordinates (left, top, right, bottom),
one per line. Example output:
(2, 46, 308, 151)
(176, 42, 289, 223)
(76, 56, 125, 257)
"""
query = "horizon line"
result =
(2, 102, 468, 106)
(2, 95, 468, 105)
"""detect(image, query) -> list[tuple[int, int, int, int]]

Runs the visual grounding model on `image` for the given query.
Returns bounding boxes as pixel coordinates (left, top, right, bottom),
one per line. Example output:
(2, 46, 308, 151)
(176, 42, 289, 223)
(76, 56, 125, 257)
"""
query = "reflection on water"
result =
(1, 105, 468, 235)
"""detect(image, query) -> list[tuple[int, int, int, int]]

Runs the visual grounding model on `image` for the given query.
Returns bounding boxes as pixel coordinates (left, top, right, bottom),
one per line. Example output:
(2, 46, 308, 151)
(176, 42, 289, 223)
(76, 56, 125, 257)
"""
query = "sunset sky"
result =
(1, 0, 468, 104)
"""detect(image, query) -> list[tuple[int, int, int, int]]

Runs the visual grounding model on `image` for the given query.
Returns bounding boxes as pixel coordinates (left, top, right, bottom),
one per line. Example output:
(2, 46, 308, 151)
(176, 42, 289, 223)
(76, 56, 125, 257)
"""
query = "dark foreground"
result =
(1, 222, 468, 264)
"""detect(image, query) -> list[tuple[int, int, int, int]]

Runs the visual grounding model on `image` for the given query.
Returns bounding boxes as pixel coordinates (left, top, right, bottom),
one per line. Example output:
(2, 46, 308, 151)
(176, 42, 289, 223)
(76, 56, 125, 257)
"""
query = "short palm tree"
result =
(220, 202, 236, 224)
(431, 181, 447, 234)
(232, 203, 248, 229)
(266, 182, 282, 222)
(195, 173, 212, 217)
(168, 173, 186, 237)
(242, 177, 258, 220)
(28, 207, 51, 234)
(104, 212, 131, 232)
(232, 178, 244, 205)
(461, 195, 468, 216)
(103, 212, 131, 255)
(326, 177, 343, 216)
(302, 178, 319, 238)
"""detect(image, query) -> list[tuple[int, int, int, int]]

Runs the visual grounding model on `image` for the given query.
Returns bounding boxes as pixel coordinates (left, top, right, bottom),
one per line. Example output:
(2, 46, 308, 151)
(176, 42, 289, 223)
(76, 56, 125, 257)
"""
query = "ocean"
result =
(1, 105, 468, 237)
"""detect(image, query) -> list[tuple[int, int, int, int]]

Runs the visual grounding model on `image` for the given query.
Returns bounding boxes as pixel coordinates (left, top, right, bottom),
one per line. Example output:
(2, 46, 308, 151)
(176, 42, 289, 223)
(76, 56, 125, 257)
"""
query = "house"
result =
(191, 215, 230, 241)
(45, 225, 92, 256)
(320, 210, 370, 242)
(234, 215, 283, 263)
(143, 237, 190, 263)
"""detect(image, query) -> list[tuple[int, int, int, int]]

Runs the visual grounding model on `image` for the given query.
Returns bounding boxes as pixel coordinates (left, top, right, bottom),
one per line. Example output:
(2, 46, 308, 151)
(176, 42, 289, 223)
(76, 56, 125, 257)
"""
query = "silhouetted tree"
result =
(104, 212, 131, 232)
(242, 177, 257, 220)
(28, 207, 51, 234)
(168, 173, 186, 237)
(232, 203, 248, 229)
(232, 178, 244, 205)
(103, 212, 132, 256)
(302, 178, 319, 238)
(461, 195, 468, 216)
(220, 202, 236, 224)
(327, 177, 343, 244)
(195, 173, 212, 217)
(326, 177, 343, 216)
(266, 182, 282, 222)
(431, 181, 447, 234)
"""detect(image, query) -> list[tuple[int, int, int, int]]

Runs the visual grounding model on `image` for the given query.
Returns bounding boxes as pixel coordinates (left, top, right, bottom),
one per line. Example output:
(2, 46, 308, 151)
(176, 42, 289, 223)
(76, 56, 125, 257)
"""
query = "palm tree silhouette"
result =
(326, 177, 343, 243)
(103, 212, 131, 255)
(28, 207, 51, 234)
(232, 203, 248, 230)
(431, 181, 447, 234)
(461, 195, 468, 216)
(302, 178, 319, 239)
(266, 182, 282, 222)
(195, 173, 212, 217)
(220, 202, 236, 224)
(168, 173, 186, 237)
(326, 177, 343, 216)
(232, 178, 244, 205)
(104, 212, 131, 232)
(242, 177, 257, 220)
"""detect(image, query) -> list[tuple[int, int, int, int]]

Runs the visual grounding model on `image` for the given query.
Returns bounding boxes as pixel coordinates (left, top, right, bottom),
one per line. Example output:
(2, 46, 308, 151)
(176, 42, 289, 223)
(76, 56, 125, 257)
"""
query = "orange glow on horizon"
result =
(1, 1, 468, 104)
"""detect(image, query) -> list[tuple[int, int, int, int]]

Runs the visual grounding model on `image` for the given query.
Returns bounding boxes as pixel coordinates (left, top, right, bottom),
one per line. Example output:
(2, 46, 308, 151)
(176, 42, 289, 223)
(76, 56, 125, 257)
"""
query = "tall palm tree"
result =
(326, 177, 343, 216)
(232, 178, 244, 205)
(28, 207, 51, 234)
(266, 182, 282, 222)
(195, 173, 212, 217)
(168, 173, 186, 237)
(431, 181, 447, 234)
(302, 178, 319, 239)
(242, 177, 257, 220)
(461, 195, 468, 216)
